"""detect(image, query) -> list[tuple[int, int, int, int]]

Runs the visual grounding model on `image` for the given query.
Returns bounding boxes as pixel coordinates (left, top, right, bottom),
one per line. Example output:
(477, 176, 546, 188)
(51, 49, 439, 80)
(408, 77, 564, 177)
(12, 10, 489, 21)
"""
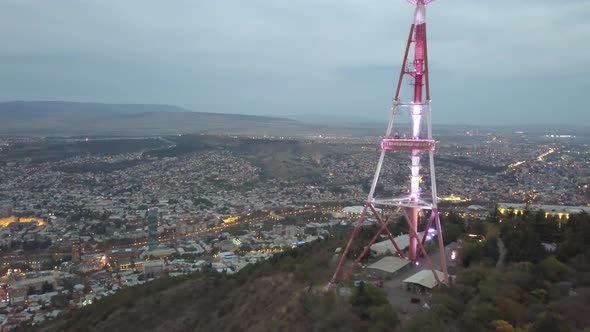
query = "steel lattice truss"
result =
(327, 0, 449, 289)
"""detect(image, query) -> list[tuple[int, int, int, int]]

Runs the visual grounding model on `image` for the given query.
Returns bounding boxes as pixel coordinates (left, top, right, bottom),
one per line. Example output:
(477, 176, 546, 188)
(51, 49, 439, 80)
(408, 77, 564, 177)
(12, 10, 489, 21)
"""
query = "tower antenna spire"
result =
(327, 0, 448, 289)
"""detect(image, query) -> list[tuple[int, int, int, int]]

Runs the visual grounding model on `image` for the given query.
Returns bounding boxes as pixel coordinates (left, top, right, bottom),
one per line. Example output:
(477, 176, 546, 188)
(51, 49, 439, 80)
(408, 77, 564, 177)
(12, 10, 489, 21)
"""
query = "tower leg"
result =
(414, 211, 435, 261)
(434, 209, 449, 284)
(421, 212, 435, 247)
(326, 204, 369, 289)
(342, 209, 398, 280)
(409, 207, 419, 261)
(401, 208, 441, 285)
(369, 205, 405, 258)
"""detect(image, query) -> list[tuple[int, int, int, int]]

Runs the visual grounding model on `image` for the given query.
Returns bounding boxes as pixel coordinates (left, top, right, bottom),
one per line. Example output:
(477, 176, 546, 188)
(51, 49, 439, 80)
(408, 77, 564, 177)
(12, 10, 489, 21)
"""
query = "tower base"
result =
(326, 202, 448, 289)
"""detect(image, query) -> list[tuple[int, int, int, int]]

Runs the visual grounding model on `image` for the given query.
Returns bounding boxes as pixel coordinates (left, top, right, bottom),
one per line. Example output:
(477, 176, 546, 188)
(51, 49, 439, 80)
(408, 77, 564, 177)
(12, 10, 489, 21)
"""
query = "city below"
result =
(0, 128, 587, 329)
(1, 0, 588, 330)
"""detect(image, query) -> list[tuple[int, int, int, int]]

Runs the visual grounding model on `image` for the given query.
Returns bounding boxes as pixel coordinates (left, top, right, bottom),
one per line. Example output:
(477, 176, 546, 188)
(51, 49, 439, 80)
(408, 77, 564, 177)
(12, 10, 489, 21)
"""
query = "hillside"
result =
(17, 210, 590, 331)
(0, 101, 301, 136)
(28, 237, 399, 332)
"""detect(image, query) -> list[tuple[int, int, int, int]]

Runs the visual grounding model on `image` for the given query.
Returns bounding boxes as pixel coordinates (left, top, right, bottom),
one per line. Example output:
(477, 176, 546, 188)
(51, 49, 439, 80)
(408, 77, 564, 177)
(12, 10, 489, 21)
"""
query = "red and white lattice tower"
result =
(327, 0, 448, 288)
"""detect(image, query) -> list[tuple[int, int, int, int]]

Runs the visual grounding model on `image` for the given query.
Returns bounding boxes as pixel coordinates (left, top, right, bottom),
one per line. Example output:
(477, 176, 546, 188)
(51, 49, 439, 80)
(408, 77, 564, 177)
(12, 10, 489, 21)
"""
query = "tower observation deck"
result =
(327, 0, 448, 288)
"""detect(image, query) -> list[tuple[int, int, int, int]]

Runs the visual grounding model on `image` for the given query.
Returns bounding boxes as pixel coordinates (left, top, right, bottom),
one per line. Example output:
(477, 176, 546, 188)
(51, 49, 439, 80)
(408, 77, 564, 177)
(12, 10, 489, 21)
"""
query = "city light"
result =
(0, 0, 587, 328)
(0, 217, 45, 227)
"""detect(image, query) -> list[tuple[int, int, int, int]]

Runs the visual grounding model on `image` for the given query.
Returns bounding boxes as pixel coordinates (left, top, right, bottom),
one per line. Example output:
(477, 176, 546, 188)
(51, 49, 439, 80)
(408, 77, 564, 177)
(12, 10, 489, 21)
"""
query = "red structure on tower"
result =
(327, 0, 448, 288)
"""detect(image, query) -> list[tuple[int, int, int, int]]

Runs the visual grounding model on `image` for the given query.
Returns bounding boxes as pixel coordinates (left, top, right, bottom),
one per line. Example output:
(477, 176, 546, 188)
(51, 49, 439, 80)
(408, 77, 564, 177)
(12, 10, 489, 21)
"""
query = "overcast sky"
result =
(0, 0, 588, 125)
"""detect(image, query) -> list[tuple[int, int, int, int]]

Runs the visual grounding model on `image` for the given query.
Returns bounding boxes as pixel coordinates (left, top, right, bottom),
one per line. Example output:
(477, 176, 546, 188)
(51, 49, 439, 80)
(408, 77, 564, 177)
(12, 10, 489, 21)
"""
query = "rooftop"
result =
(403, 269, 445, 289)
(366, 256, 411, 274)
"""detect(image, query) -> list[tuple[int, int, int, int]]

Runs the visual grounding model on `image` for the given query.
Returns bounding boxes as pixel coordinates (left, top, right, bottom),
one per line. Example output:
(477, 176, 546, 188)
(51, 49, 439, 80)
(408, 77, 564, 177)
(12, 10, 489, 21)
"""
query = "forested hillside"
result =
(406, 210, 590, 331)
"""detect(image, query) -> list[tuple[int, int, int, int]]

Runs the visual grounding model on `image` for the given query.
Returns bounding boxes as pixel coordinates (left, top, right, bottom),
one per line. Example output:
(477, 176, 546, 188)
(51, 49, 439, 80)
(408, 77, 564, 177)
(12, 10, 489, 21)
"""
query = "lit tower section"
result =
(328, 0, 448, 288)
(409, 0, 427, 262)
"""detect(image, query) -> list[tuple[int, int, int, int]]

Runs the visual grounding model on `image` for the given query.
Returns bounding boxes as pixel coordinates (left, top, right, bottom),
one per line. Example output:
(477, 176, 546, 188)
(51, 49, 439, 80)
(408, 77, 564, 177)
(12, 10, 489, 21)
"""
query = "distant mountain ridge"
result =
(1, 100, 188, 113)
(0, 101, 290, 120)
(0, 101, 297, 136)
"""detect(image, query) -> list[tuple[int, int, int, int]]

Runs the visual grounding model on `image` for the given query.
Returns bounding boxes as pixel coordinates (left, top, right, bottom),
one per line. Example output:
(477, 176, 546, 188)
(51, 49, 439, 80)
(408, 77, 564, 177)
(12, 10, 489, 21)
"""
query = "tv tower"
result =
(328, 0, 448, 288)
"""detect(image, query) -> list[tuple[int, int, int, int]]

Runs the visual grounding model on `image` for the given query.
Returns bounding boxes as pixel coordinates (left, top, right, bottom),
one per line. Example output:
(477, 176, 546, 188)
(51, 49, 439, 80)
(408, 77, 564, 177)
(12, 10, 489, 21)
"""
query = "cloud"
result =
(428, 0, 590, 77)
(0, 0, 587, 124)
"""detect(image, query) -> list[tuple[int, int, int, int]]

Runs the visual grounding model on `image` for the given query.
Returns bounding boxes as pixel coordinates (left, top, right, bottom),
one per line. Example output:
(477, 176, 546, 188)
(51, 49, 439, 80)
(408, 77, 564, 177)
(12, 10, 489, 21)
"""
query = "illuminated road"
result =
(505, 147, 556, 172)
(536, 148, 555, 161)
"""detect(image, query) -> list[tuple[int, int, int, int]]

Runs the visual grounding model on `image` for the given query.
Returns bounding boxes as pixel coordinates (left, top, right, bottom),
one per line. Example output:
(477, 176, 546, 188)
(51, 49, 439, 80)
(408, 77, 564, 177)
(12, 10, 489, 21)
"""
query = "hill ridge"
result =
(0, 101, 297, 136)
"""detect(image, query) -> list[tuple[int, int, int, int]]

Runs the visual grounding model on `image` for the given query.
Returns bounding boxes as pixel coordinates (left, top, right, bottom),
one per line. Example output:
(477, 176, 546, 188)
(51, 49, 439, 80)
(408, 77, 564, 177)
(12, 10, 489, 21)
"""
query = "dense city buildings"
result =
(0, 129, 587, 328)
